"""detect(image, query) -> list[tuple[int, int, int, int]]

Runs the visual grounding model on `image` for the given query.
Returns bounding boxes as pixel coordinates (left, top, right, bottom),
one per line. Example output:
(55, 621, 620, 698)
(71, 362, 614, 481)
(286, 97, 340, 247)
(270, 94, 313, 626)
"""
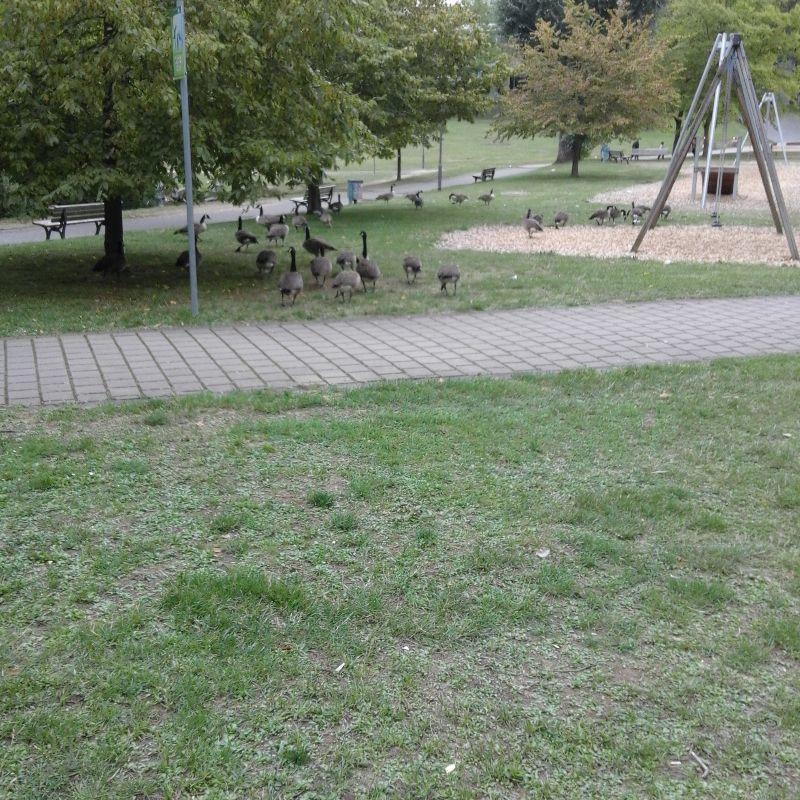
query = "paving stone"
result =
(3, 296, 800, 406)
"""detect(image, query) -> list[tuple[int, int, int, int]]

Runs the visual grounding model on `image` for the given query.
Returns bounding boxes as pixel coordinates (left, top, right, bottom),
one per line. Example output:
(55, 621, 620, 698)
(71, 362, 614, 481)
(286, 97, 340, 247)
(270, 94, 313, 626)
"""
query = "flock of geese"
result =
(174, 190, 460, 306)
(171, 188, 670, 305)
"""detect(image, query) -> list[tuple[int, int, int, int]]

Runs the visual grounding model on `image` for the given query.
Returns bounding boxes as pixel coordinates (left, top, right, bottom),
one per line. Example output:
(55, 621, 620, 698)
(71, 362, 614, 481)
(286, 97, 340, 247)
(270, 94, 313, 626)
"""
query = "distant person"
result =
(600, 143, 610, 162)
(690, 136, 697, 156)
(631, 139, 640, 160)
(657, 141, 666, 160)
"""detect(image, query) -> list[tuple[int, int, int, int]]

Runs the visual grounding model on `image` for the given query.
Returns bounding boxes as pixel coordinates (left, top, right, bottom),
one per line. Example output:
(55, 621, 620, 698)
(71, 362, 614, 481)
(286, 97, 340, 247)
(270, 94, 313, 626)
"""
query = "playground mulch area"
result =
(589, 162, 800, 214)
(439, 223, 800, 266)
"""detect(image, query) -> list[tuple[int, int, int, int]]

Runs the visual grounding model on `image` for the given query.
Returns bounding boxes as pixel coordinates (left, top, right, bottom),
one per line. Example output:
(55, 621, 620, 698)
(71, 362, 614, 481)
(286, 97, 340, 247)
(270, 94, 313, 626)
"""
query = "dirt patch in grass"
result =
(589, 162, 800, 214)
(438, 223, 800, 266)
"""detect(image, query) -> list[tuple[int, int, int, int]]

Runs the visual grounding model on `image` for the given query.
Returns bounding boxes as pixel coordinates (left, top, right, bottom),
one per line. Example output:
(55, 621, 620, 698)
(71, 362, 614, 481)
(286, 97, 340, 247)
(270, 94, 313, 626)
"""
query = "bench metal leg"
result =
(45, 228, 53, 240)
(59, 226, 66, 240)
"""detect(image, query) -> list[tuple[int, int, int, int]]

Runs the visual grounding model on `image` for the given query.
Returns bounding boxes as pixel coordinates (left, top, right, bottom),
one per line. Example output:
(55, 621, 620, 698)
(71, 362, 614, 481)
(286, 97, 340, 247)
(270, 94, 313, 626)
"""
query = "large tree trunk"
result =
(102, 17, 124, 258)
(396, 148, 402, 182)
(570, 135, 584, 178)
(672, 113, 683, 154)
(306, 177, 322, 214)
(702, 117, 711, 158)
(556, 133, 574, 164)
(104, 197, 124, 257)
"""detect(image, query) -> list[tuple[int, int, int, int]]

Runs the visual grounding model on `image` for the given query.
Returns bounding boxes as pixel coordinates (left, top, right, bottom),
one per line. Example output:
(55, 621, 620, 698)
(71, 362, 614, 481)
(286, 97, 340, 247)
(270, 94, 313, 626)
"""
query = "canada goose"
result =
(402, 255, 422, 284)
(375, 184, 395, 203)
(554, 211, 569, 229)
(93, 249, 126, 274)
(310, 256, 332, 286)
(412, 193, 424, 209)
(302, 226, 337, 257)
(449, 192, 469, 205)
(292, 213, 307, 230)
(176, 236, 201, 269)
(336, 249, 356, 270)
(356, 230, 380, 291)
(405, 190, 420, 203)
(437, 264, 460, 295)
(313, 209, 334, 227)
(255, 249, 277, 276)
(478, 188, 494, 206)
(256, 206, 281, 227)
(630, 202, 648, 224)
(607, 205, 623, 224)
(329, 194, 343, 214)
(589, 208, 609, 225)
(522, 209, 543, 237)
(267, 215, 289, 244)
(174, 213, 209, 237)
(661, 204, 672, 220)
(278, 247, 303, 306)
(331, 268, 362, 301)
(234, 216, 258, 252)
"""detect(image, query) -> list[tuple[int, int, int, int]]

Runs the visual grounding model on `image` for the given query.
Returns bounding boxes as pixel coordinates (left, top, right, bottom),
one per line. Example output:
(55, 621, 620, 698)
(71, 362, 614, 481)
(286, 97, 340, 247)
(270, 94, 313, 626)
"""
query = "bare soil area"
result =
(438, 223, 800, 266)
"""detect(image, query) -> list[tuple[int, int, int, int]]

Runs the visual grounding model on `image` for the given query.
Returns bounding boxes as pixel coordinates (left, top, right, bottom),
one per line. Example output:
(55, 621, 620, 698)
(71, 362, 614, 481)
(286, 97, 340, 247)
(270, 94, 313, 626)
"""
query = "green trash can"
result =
(347, 179, 363, 205)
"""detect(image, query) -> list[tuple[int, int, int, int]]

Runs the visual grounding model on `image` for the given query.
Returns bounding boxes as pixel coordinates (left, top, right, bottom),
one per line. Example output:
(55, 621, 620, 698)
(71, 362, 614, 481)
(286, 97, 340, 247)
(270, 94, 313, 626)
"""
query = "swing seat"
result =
(696, 166, 738, 195)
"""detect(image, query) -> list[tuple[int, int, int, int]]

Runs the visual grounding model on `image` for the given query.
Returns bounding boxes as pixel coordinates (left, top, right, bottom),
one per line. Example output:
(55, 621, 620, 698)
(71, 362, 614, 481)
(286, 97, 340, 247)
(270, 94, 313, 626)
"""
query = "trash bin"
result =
(347, 179, 363, 205)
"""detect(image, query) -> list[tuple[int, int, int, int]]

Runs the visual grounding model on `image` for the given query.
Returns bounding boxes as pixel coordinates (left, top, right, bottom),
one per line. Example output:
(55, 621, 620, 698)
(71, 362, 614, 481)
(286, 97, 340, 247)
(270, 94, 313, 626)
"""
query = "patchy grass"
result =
(3, 162, 800, 337)
(1, 357, 799, 798)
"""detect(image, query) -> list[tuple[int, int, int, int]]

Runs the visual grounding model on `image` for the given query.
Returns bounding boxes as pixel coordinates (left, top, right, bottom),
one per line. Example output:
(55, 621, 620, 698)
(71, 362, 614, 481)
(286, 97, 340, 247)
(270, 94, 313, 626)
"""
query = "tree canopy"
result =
(497, 0, 664, 41)
(0, 0, 502, 252)
(656, 0, 800, 114)
(494, 1, 675, 175)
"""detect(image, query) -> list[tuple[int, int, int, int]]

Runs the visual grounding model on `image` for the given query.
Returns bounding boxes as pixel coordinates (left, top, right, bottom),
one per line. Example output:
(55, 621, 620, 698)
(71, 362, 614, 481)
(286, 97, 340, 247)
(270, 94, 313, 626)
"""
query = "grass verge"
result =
(1, 356, 799, 797)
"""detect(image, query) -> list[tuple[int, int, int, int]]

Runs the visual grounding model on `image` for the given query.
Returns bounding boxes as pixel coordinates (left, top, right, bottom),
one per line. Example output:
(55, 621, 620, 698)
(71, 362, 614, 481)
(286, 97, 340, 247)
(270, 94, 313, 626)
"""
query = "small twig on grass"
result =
(690, 750, 709, 779)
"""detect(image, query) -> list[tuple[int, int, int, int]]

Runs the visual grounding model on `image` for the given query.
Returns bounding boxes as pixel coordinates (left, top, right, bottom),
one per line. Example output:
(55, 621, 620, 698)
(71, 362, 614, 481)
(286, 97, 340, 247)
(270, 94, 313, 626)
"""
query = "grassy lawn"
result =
(326, 117, 558, 186)
(1, 357, 799, 797)
(2, 161, 800, 337)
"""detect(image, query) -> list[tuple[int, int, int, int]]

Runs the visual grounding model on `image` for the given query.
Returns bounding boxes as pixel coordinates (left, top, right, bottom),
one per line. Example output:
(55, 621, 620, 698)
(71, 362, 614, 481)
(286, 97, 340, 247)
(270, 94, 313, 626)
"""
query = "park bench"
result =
(630, 147, 670, 161)
(472, 167, 496, 182)
(290, 185, 336, 213)
(32, 203, 106, 240)
(608, 150, 630, 163)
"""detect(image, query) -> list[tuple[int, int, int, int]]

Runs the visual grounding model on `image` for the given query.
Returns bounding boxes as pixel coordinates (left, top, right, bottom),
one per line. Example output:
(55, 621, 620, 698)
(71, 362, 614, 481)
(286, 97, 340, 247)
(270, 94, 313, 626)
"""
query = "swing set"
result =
(632, 33, 798, 261)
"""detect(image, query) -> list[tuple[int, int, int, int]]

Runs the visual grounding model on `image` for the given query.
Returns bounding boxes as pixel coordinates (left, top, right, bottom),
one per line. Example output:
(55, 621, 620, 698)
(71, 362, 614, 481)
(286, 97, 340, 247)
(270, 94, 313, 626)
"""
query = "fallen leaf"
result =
(659, 392, 671, 399)
(536, 547, 550, 559)
(335, 662, 345, 673)
(445, 763, 456, 774)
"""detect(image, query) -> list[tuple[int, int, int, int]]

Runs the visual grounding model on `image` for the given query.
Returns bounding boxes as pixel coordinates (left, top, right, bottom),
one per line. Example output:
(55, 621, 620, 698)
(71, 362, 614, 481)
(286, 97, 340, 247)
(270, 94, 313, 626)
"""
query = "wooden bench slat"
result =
(472, 167, 496, 182)
(33, 202, 107, 240)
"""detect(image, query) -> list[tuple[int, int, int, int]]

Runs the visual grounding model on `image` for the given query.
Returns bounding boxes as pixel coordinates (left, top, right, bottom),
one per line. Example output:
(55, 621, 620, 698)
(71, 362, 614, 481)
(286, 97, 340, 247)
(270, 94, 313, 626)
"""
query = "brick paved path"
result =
(2, 295, 799, 407)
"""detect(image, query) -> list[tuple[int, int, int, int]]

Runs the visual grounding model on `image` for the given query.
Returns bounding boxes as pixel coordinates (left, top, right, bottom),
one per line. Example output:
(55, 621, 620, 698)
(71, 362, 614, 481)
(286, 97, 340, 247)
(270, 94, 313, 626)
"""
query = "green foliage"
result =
(497, 0, 665, 40)
(656, 0, 800, 113)
(342, 0, 508, 161)
(0, 0, 504, 222)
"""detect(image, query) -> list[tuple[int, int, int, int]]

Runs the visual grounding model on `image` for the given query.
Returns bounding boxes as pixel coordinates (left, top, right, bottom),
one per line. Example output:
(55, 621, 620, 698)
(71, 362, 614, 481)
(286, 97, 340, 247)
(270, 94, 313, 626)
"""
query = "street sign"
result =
(172, 10, 186, 80)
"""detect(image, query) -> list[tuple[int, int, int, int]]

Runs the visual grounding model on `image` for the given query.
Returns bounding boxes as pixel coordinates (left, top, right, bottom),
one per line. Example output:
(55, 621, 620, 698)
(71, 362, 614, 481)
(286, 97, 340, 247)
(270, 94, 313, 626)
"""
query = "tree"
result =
(0, 1, 372, 259)
(494, 2, 675, 176)
(343, 0, 507, 183)
(497, 0, 664, 40)
(656, 0, 800, 153)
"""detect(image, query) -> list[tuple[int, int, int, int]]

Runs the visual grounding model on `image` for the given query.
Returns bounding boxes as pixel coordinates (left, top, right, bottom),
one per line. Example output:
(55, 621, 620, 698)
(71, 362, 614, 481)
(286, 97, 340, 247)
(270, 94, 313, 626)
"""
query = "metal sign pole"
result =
(173, 1, 199, 316)
(437, 126, 444, 191)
